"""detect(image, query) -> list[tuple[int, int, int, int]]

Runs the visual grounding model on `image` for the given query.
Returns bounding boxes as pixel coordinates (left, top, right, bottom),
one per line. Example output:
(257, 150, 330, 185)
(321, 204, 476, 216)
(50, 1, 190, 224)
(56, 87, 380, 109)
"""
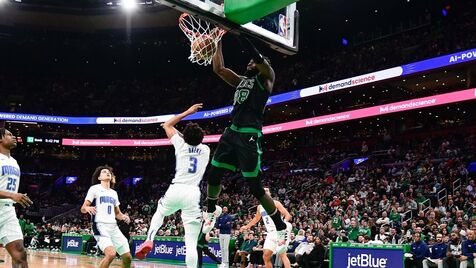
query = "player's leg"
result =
(237, 132, 287, 230)
(1, 208, 28, 268)
(263, 249, 274, 268)
(110, 225, 131, 268)
(136, 187, 178, 259)
(99, 246, 117, 268)
(5, 240, 28, 268)
(94, 223, 117, 268)
(204, 130, 237, 233)
(279, 252, 291, 268)
(262, 232, 277, 268)
(182, 187, 202, 268)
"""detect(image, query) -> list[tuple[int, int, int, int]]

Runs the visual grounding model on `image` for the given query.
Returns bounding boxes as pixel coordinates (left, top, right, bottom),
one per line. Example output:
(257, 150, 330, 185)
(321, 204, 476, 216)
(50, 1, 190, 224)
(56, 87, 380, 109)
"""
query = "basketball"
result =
(191, 34, 216, 60)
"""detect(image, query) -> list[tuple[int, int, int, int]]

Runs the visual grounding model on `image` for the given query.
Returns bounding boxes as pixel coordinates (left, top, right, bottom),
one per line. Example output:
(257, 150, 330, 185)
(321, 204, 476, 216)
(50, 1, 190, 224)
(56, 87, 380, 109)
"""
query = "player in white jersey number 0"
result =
(240, 188, 292, 268)
(136, 103, 210, 268)
(0, 128, 33, 268)
(81, 166, 132, 268)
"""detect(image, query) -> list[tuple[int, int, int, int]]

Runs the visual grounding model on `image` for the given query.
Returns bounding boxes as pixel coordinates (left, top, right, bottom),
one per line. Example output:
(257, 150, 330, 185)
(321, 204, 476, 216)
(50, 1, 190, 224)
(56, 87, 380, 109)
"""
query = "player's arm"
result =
(114, 206, 131, 224)
(239, 209, 261, 232)
(162, 103, 203, 139)
(80, 199, 97, 215)
(212, 40, 244, 87)
(275, 201, 292, 222)
(241, 37, 275, 92)
(0, 190, 33, 208)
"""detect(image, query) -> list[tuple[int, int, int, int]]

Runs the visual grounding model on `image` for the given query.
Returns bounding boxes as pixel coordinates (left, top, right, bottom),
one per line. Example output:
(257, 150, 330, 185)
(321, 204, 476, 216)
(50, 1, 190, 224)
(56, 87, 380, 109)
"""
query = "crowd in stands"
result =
(0, 0, 474, 118)
(12, 119, 476, 267)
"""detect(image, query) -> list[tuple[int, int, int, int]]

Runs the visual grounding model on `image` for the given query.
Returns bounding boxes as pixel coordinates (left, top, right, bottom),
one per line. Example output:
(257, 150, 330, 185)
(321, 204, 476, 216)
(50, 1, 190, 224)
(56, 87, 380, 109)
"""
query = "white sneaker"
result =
(276, 221, 292, 254)
(202, 205, 222, 234)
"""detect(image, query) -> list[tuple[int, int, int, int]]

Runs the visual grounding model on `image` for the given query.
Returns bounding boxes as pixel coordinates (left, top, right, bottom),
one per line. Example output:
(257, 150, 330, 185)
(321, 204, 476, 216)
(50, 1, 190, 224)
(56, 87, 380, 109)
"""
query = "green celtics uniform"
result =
(211, 74, 270, 178)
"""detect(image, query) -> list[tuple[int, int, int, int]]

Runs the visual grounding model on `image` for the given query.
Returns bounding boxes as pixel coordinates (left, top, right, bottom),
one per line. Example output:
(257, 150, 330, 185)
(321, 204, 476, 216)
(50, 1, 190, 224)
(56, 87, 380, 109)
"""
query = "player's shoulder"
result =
(199, 143, 211, 152)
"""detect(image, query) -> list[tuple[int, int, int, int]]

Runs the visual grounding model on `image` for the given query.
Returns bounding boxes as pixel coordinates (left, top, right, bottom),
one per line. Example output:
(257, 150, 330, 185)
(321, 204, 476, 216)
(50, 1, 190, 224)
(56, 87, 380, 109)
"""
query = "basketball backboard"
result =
(156, 0, 299, 55)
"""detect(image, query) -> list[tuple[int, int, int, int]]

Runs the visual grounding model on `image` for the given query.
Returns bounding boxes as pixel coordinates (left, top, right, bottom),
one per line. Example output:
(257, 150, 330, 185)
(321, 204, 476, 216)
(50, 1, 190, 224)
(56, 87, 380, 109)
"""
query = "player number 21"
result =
(6, 178, 17, 191)
(188, 157, 197, 174)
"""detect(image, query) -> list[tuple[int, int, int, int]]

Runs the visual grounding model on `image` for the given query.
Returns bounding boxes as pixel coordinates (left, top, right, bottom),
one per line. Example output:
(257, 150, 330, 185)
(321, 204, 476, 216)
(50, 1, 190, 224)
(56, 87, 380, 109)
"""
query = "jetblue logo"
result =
(346, 253, 388, 268)
(66, 239, 80, 248)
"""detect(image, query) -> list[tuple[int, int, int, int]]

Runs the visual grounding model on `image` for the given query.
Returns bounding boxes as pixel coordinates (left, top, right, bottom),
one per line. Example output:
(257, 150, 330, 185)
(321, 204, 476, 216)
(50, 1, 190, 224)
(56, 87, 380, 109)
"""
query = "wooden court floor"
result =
(0, 248, 189, 268)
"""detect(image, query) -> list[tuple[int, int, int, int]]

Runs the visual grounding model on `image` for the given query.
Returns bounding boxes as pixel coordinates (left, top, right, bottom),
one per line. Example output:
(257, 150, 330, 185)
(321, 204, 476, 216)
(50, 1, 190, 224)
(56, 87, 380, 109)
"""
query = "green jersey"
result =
(231, 75, 270, 130)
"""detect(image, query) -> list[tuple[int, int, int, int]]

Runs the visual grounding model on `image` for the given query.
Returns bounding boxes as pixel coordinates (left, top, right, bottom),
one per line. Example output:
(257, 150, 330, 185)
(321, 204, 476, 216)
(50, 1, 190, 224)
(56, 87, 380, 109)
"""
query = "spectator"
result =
(460, 230, 476, 268)
(216, 206, 234, 268)
(422, 233, 447, 268)
(300, 236, 325, 268)
(444, 232, 462, 268)
(405, 232, 429, 268)
(233, 233, 257, 268)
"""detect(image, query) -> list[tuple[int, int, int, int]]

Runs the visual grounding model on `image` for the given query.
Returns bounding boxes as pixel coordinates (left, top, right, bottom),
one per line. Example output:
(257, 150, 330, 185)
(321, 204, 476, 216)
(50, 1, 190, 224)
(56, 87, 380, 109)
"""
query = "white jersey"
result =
(171, 134, 210, 186)
(258, 205, 277, 233)
(85, 184, 120, 224)
(0, 153, 21, 205)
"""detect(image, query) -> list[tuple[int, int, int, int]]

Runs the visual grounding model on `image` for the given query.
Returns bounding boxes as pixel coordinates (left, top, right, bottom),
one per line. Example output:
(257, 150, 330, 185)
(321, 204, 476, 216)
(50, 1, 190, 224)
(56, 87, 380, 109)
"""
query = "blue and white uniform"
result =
(0, 153, 23, 245)
(85, 184, 129, 255)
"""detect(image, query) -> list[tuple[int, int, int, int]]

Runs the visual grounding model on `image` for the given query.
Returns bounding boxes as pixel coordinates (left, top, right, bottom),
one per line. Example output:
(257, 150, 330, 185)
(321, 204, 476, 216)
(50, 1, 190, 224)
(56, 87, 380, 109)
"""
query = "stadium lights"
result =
(121, 0, 137, 12)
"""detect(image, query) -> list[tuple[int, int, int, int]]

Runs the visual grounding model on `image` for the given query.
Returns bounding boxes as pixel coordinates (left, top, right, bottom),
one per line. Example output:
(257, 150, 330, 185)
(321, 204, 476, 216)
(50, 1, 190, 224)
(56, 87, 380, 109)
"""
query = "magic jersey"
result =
(258, 204, 277, 233)
(0, 153, 21, 205)
(171, 134, 210, 186)
(85, 184, 120, 224)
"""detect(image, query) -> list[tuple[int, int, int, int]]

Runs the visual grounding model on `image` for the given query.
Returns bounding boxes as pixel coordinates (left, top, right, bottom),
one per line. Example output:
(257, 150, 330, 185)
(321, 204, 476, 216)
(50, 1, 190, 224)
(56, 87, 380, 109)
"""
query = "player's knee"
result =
(207, 166, 224, 186)
(263, 251, 273, 260)
(104, 249, 116, 260)
(11, 250, 27, 263)
(245, 178, 265, 198)
(122, 253, 132, 265)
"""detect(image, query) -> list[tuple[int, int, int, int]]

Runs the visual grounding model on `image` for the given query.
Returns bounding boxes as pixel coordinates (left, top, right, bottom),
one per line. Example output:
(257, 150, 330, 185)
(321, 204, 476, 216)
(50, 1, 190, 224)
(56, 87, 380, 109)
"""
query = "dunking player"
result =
(203, 38, 291, 254)
(81, 166, 132, 268)
(240, 188, 292, 268)
(135, 104, 209, 268)
(0, 128, 33, 268)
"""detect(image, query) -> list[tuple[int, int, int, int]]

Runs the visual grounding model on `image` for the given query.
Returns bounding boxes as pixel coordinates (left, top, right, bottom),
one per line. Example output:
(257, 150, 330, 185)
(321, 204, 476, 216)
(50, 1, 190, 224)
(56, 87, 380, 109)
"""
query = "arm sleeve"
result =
(85, 187, 95, 202)
(115, 191, 120, 207)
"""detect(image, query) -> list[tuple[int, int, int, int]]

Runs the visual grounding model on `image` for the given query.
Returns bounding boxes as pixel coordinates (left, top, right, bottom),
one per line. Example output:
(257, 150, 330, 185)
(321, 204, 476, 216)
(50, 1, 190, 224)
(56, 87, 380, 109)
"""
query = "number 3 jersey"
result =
(85, 184, 120, 224)
(0, 153, 21, 205)
(171, 134, 210, 187)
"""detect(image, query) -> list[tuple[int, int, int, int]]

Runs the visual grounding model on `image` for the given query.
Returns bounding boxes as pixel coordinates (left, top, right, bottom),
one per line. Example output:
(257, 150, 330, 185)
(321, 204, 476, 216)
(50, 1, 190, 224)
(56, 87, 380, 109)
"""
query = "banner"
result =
(62, 88, 476, 147)
(330, 243, 409, 268)
(131, 236, 222, 264)
(61, 234, 83, 253)
(0, 48, 474, 125)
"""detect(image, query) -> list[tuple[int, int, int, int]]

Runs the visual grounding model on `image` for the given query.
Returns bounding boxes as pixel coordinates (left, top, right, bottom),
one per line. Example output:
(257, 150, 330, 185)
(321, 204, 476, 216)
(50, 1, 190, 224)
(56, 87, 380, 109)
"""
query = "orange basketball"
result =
(191, 34, 216, 60)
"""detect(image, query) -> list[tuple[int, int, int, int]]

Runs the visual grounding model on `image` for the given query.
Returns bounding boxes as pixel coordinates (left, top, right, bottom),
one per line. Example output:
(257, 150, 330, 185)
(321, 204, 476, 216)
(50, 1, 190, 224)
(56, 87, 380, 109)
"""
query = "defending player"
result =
(0, 128, 33, 268)
(81, 166, 132, 268)
(203, 38, 291, 254)
(240, 188, 292, 268)
(135, 104, 209, 268)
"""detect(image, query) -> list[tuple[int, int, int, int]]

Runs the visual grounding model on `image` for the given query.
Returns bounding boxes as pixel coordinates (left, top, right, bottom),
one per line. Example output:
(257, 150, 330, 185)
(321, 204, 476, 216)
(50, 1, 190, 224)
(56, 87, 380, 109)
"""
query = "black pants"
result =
(198, 246, 221, 268)
(405, 258, 423, 268)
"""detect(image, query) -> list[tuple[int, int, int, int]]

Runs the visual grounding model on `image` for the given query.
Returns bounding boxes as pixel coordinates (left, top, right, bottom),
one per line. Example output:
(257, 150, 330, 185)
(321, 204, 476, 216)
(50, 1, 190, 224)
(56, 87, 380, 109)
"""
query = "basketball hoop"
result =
(179, 13, 226, 66)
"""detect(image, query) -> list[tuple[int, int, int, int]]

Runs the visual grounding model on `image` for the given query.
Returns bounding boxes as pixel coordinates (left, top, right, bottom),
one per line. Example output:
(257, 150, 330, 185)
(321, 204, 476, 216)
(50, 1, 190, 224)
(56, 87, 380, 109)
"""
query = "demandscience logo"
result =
(346, 253, 388, 268)
(319, 75, 376, 93)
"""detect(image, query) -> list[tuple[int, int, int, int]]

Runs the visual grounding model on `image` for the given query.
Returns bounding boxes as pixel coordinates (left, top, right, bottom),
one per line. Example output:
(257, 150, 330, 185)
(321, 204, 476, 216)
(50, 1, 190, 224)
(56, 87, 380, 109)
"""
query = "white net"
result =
(179, 13, 226, 66)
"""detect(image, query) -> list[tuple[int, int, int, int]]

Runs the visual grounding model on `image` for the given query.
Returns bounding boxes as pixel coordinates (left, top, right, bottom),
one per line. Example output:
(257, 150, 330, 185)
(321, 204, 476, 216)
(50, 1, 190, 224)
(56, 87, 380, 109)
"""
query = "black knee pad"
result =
(207, 166, 224, 186)
(245, 177, 266, 199)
